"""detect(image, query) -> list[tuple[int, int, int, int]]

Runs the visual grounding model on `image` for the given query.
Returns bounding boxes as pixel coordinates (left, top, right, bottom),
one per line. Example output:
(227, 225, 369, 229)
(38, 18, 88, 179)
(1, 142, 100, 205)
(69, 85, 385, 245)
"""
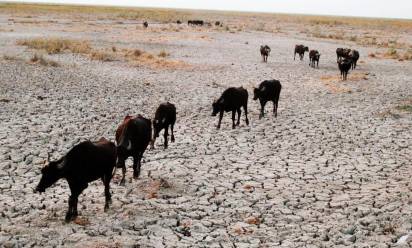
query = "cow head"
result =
(212, 99, 223, 116)
(35, 157, 65, 193)
(304, 46, 309, 52)
(153, 118, 165, 138)
(253, 86, 266, 100)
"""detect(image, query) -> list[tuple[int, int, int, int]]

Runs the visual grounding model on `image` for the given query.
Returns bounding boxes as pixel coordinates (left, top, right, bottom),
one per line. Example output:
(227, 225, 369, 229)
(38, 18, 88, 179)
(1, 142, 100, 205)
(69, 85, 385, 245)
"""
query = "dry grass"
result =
(158, 50, 170, 58)
(29, 53, 59, 67)
(17, 38, 91, 54)
(368, 48, 412, 61)
(319, 72, 369, 93)
(90, 50, 115, 62)
(123, 48, 189, 69)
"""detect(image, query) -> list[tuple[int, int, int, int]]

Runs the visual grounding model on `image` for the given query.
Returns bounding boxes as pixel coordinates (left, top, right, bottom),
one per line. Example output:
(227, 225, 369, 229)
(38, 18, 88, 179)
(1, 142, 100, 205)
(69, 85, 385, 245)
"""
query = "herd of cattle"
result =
(261, 44, 360, 80)
(33, 24, 361, 221)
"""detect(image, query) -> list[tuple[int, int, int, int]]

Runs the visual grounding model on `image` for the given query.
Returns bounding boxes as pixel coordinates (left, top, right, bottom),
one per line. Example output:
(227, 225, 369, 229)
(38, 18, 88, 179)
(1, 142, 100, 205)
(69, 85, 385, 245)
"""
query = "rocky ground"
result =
(0, 11, 411, 248)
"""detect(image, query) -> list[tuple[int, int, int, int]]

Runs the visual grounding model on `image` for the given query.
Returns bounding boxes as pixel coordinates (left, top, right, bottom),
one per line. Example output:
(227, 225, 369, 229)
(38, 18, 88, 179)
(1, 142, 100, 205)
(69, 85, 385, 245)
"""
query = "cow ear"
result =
(261, 86, 266, 92)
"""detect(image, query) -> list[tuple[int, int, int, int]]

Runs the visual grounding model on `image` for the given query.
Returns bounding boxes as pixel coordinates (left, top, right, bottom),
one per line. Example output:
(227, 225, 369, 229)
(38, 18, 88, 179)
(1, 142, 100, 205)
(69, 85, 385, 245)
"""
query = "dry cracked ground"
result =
(0, 10, 411, 248)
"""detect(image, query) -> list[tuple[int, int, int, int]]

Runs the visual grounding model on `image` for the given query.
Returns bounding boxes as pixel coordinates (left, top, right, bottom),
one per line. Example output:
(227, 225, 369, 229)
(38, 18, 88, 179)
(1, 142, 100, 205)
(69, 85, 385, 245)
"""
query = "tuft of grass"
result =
(90, 50, 114, 62)
(29, 53, 59, 67)
(2, 54, 18, 60)
(396, 105, 412, 112)
(158, 50, 169, 58)
(17, 38, 91, 54)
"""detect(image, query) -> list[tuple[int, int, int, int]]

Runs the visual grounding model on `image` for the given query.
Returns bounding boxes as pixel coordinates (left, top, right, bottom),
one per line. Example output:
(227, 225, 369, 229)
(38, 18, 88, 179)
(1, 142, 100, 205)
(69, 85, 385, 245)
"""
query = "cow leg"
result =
(259, 100, 266, 119)
(170, 124, 175, 143)
(243, 104, 249, 125)
(103, 174, 112, 212)
(217, 111, 223, 129)
(231, 110, 236, 129)
(133, 152, 143, 179)
(294, 52, 296, 60)
(120, 165, 126, 186)
(273, 100, 278, 117)
(236, 108, 241, 126)
(65, 195, 75, 222)
(163, 128, 169, 149)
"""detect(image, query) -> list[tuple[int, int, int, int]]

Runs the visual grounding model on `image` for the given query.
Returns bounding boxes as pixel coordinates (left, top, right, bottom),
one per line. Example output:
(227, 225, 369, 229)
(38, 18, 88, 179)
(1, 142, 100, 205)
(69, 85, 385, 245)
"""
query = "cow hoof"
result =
(171, 136, 175, 142)
(104, 205, 109, 212)
(216, 126, 220, 129)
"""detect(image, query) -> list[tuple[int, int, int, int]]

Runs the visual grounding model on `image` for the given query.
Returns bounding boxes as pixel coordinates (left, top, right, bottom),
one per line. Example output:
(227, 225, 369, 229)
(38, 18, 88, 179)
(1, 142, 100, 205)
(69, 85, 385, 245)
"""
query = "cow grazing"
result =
(336, 48, 351, 62)
(212, 87, 249, 129)
(151, 102, 177, 149)
(177, 20, 182, 24)
(35, 138, 117, 222)
(253, 80, 282, 119)
(349, 50, 360, 69)
(115, 115, 152, 185)
(143, 21, 148, 28)
(260, 45, 271, 63)
(309, 50, 321, 68)
(294, 45, 309, 60)
(338, 59, 352, 80)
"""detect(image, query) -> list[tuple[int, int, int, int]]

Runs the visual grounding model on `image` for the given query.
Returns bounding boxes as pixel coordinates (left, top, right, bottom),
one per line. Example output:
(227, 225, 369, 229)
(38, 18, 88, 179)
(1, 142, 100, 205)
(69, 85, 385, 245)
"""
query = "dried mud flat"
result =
(0, 7, 411, 248)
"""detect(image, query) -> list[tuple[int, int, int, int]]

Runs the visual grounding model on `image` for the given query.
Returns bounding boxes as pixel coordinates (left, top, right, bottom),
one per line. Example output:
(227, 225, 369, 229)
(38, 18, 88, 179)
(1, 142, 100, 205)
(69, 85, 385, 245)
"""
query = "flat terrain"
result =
(0, 4, 411, 248)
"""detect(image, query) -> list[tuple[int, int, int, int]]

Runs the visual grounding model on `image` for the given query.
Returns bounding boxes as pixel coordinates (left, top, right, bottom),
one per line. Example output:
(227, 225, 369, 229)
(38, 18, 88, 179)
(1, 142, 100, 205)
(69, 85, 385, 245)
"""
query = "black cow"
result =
(338, 59, 352, 80)
(177, 20, 182, 24)
(143, 21, 148, 28)
(336, 48, 351, 62)
(260, 45, 271, 63)
(349, 50, 360, 69)
(151, 102, 176, 149)
(215, 21, 221, 26)
(188, 20, 204, 26)
(115, 115, 152, 185)
(212, 87, 249, 129)
(35, 138, 117, 222)
(309, 50, 321, 68)
(294, 45, 309, 60)
(253, 80, 282, 119)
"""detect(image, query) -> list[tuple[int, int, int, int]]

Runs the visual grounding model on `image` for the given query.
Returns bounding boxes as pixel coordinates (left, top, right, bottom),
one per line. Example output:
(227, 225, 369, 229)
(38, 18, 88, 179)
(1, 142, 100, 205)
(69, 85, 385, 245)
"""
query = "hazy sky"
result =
(8, 0, 412, 19)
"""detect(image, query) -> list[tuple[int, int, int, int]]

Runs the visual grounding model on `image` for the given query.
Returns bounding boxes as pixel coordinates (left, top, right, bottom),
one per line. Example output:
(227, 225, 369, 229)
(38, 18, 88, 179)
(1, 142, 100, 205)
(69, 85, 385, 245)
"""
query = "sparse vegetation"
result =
(158, 50, 170, 58)
(17, 38, 91, 54)
(29, 53, 59, 67)
(90, 50, 115, 62)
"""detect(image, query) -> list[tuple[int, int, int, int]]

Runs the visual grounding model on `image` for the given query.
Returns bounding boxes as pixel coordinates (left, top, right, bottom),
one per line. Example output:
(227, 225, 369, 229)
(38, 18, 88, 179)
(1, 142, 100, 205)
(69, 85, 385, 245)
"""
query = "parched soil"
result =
(0, 9, 411, 248)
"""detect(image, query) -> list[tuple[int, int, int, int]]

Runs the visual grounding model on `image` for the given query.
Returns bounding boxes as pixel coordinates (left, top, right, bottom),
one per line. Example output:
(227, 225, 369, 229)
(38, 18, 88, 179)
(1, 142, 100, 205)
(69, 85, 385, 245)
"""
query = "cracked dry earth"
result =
(0, 16, 412, 248)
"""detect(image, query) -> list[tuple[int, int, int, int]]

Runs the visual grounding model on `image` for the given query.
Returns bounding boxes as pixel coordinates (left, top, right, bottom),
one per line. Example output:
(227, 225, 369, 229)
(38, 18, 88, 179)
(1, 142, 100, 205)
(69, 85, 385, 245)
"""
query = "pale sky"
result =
(7, 0, 412, 19)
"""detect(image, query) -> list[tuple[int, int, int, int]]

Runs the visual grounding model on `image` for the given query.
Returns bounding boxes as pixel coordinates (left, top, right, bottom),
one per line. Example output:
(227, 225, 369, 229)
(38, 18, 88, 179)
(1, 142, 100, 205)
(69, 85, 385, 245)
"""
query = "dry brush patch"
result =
(29, 53, 59, 67)
(319, 72, 369, 93)
(17, 38, 91, 54)
(369, 48, 412, 61)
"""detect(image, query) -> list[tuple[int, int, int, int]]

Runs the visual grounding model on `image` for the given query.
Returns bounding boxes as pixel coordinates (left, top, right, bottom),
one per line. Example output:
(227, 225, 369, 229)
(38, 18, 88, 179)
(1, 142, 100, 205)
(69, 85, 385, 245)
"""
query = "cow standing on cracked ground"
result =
(212, 87, 249, 129)
(35, 138, 117, 222)
(260, 45, 271, 62)
(253, 80, 282, 119)
(151, 102, 176, 149)
(294, 44, 309, 60)
(115, 115, 152, 185)
(309, 50, 321, 68)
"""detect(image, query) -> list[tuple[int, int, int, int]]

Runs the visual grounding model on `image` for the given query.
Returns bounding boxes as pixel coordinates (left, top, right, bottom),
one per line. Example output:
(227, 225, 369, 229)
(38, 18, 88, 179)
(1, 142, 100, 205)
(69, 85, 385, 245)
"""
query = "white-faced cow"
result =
(212, 87, 249, 129)
(338, 59, 352, 80)
(115, 115, 152, 185)
(35, 138, 117, 222)
(151, 102, 176, 149)
(253, 80, 282, 119)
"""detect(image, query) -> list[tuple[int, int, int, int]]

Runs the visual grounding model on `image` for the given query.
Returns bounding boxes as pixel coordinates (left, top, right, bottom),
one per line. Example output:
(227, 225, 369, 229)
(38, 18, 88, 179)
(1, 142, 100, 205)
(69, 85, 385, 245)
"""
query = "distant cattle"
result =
(188, 20, 204, 26)
(151, 102, 176, 149)
(212, 87, 249, 129)
(253, 80, 282, 119)
(336, 48, 351, 62)
(35, 138, 117, 222)
(177, 20, 182, 24)
(349, 50, 360, 69)
(309, 50, 321, 68)
(215, 21, 221, 26)
(294, 45, 309, 60)
(115, 115, 152, 185)
(260, 45, 271, 63)
(143, 21, 148, 28)
(338, 59, 352, 80)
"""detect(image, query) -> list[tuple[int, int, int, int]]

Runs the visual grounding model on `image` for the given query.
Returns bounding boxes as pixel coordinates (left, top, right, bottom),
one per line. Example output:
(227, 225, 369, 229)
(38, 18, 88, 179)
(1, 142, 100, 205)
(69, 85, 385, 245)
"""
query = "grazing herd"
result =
(262, 43, 360, 80)
(34, 24, 362, 222)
